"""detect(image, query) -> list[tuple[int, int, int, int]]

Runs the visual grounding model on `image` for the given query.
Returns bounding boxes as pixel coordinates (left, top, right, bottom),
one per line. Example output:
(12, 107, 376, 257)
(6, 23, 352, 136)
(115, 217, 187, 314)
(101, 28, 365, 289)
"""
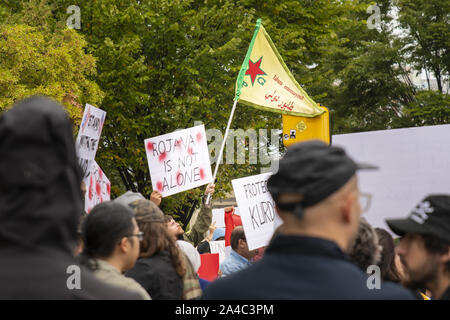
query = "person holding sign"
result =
(203, 140, 414, 300)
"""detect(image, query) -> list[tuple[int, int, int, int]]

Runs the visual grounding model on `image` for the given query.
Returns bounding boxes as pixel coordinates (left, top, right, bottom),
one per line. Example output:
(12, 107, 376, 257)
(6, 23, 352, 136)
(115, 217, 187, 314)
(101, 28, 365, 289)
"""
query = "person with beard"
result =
(203, 140, 414, 299)
(386, 195, 450, 300)
(0, 96, 142, 299)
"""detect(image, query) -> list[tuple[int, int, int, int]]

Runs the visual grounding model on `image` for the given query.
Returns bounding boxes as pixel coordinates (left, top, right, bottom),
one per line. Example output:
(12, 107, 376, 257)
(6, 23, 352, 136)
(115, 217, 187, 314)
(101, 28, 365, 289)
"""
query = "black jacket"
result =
(126, 251, 184, 300)
(0, 96, 141, 299)
(203, 234, 415, 300)
(440, 287, 450, 300)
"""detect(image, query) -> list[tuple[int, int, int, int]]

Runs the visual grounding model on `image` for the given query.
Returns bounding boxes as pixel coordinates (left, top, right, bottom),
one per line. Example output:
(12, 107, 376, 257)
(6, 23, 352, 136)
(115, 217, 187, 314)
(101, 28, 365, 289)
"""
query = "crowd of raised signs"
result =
(0, 96, 449, 300)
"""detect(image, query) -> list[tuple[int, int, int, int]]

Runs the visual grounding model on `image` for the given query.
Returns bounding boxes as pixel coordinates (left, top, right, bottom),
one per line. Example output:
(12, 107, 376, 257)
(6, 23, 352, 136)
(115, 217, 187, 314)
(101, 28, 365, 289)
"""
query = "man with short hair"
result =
(220, 226, 257, 276)
(203, 140, 414, 299)
(80, 201, 151, 300)
(386, 195, 450, 300)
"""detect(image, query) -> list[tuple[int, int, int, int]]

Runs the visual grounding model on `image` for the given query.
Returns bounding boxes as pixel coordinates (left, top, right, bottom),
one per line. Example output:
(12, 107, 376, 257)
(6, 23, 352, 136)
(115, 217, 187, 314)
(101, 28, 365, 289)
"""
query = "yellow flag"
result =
(235, 19, 324, 117)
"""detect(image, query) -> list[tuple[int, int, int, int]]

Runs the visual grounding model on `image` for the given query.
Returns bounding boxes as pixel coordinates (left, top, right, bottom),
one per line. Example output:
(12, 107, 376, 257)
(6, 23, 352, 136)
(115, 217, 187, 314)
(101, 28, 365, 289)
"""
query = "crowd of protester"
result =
(0, 96, 449, 300)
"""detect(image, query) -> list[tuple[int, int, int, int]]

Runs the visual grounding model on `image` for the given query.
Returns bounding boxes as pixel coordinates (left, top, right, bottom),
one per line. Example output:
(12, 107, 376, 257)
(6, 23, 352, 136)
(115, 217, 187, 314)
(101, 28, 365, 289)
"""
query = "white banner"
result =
(333, 124, 450, 232)
(144, 125, 213, 197)
(75, 104, 106, 179)
(231, 172, 279, 250)
(84, 161, 111, 213)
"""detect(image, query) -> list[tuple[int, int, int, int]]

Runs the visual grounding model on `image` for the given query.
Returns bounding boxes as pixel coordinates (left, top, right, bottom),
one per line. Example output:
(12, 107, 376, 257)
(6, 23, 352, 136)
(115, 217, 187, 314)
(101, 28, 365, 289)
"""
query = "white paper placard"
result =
(212, 208, 226, 228)
(231, 172, 277, 250)
(75, 104, 106, 179)
(144, 125, 213, 197)
(209, 240, 226, 265)
(84, 161, 111, 213)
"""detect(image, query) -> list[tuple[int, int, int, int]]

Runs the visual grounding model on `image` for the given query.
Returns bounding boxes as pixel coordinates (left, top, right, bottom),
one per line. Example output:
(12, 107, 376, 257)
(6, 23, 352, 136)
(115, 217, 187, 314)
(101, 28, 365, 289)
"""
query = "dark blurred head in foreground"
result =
(268, 140, 374, 252)
(0, 96, 141, 299)
(0, 96, 83, 253)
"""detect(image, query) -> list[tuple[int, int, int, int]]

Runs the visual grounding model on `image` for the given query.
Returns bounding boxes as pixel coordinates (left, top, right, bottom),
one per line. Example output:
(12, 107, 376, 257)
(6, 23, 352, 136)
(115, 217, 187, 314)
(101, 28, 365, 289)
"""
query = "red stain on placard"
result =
(98, 168, 103, 179)
(196, 132, 202, 143)
(175, 139, 182, 149)
(106, 183, 111, 195)
(96, 181, 101, 195)
(156, 181, 163, 192)
(200, 168, 206, 180)
(159, 152, 167, 162)
(187, 147, 193, 156)
(146, 142, 153, 152)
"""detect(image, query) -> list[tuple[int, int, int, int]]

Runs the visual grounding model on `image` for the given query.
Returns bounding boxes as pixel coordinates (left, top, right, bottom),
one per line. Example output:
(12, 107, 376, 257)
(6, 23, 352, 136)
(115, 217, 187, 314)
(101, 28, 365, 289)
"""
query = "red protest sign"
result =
(198, 253, 220, 282)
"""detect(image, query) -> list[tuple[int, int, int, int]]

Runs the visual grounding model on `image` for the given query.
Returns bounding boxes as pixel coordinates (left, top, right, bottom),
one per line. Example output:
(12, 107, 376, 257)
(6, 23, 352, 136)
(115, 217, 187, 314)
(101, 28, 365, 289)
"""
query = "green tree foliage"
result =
(1, 0, 448, 225)
(58, 0, 359, 224)
(397, 0, 449, 93)
(0, 1, 103, 126)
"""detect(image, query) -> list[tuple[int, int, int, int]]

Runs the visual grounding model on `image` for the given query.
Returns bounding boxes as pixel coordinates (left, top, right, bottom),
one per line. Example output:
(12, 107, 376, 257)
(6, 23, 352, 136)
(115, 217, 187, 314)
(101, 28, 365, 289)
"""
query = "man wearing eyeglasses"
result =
(203, 140, 414, 300)
(80, 201, 151, 300)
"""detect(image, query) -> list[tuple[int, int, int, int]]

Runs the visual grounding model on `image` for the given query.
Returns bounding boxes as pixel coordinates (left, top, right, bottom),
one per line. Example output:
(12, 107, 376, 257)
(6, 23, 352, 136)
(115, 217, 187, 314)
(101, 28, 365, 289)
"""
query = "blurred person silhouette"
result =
(348, 218, 382, 271)
(0, 96, 141, 299)
(375, 228, 404, 283)
(203, 140, 414, 299)
(79, 201, 151, 299)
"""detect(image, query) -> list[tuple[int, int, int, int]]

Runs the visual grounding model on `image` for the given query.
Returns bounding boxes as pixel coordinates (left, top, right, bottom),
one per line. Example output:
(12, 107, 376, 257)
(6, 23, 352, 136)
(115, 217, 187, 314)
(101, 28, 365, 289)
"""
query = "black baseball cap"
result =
(386, 195, 450, 243)
(267, 140, 377, 210)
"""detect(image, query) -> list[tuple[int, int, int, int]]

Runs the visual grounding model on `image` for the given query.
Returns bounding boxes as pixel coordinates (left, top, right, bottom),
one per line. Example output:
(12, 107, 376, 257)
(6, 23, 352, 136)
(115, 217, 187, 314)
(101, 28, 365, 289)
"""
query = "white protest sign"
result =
(333, 124, 450, 232)
(75, 104, 106, 178)
(84, 161, 111, 213)
(231, 172, 277, 250)
(144, 125, 213, 197)
(209, 240, 226, 265)
(212, 209, 225, 228)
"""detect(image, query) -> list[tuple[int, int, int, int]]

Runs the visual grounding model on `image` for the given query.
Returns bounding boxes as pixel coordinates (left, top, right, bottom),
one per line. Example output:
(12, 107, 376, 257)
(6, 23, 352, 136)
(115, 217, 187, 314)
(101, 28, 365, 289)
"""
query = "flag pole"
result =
(205, 98, 238, 205)
(204, 19, 262, 206)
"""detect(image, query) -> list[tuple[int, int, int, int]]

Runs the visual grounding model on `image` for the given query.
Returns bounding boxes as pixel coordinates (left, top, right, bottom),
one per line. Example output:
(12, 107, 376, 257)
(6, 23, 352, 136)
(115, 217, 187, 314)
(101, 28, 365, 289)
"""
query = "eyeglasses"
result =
(359, 192, 372, 213)
(126, 231, 144, 241)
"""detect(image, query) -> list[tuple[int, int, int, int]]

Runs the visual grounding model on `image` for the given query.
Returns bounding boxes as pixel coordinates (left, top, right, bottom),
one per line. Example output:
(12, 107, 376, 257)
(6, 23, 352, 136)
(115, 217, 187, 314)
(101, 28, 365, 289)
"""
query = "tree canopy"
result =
(1, 0, 448, 226)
